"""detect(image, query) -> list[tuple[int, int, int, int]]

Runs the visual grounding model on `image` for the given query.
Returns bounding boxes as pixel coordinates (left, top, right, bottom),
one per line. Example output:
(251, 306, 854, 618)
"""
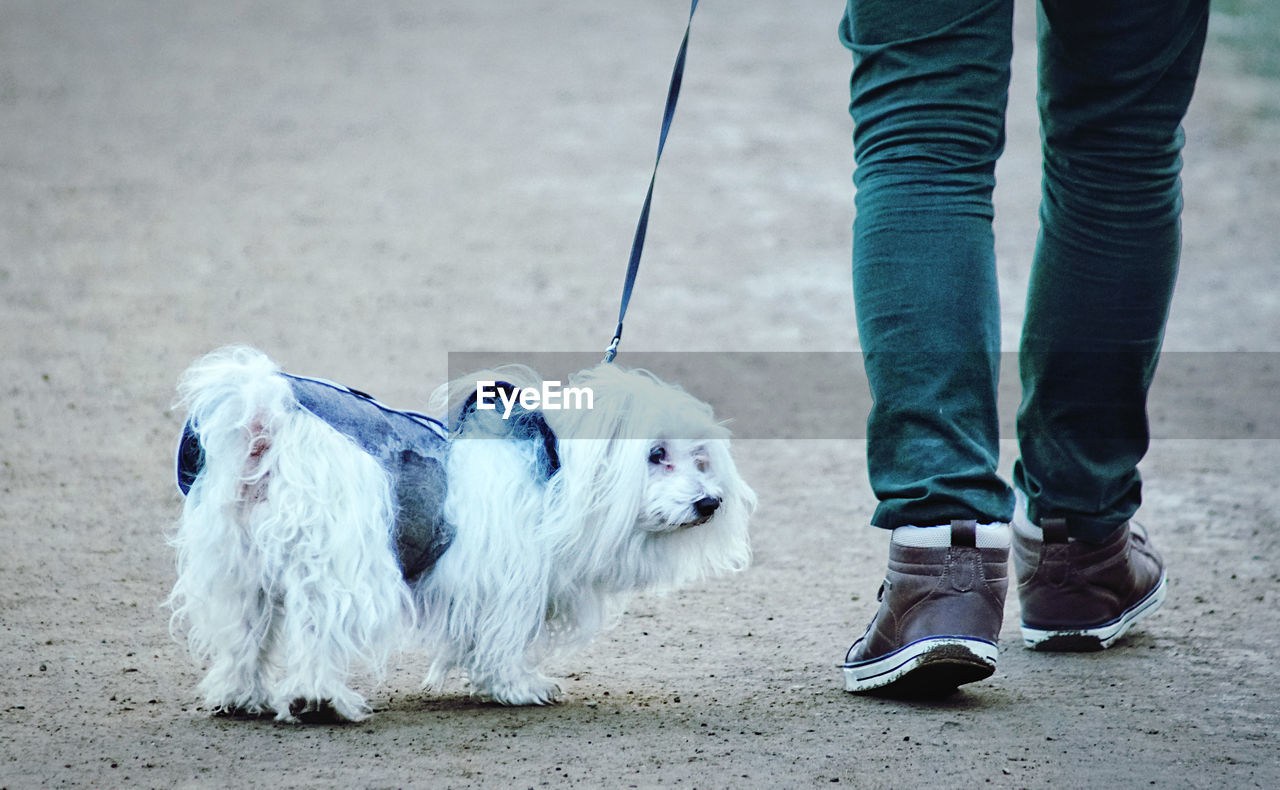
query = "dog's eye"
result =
(695, 457, 708, 473)
(648, 446, 666, 465)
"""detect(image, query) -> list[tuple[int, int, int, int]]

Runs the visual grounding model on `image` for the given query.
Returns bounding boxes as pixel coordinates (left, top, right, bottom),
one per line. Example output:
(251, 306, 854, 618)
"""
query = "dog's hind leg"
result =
(260, 410, 413, 723)
(198, 587, 275, 718)
(169, 348, 294, 717)
(170, 481, 275, 717)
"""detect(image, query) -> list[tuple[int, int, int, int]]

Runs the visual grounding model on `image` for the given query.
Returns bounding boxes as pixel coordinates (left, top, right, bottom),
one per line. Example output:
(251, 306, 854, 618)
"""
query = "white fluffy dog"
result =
(166, 347, 754, 722)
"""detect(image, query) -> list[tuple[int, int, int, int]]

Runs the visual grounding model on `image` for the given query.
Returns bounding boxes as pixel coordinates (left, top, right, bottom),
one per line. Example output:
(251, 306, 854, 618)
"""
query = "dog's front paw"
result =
(477, 675, 563, 706)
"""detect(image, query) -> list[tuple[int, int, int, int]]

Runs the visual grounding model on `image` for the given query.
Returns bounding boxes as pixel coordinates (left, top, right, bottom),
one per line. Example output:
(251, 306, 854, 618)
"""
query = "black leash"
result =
(604, 0, 699, 364)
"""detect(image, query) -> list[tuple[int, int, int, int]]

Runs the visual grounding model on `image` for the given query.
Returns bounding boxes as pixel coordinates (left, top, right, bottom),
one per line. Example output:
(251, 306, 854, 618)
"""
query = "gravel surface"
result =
(2, 2, 1277, 787)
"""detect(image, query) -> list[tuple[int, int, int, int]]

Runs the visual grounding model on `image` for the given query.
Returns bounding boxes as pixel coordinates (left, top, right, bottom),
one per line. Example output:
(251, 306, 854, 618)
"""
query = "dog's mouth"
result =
(642, 512, 713, 533)
(669, 511, 714, 531)
(684, 512, 715, 528)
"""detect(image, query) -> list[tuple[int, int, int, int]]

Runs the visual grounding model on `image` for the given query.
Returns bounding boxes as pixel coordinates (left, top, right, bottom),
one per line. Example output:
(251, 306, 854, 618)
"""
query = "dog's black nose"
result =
(694, 496, 721, 518)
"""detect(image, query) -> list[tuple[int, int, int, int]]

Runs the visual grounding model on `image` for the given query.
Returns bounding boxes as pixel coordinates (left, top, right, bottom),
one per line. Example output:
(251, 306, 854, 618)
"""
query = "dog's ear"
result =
(453, 381, 560, 479)
(176, 420, 203, 495)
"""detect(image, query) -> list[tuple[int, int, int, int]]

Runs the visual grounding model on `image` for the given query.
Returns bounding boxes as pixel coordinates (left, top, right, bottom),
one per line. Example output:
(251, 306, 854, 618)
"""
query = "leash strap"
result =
(604, 0, 699, 364)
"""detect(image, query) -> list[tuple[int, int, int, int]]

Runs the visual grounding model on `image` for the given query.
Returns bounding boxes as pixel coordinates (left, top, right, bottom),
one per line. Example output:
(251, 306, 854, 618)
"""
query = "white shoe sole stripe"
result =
(842, 637, 998, 691)
(1021, 573, 1167, 648)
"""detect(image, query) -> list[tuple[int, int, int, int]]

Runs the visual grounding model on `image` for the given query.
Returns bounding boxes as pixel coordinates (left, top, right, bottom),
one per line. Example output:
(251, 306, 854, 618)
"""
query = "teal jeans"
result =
(839, 0, 1209, 541)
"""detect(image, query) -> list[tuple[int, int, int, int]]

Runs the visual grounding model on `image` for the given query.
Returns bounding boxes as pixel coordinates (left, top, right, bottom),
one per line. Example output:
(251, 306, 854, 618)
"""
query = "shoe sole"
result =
(843, 638, 998, 697)
(1021, 573, 1167, 651)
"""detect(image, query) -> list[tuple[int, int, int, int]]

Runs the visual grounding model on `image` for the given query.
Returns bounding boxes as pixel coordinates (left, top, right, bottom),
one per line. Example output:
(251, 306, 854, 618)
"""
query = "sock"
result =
(891, 522, 1011, 549)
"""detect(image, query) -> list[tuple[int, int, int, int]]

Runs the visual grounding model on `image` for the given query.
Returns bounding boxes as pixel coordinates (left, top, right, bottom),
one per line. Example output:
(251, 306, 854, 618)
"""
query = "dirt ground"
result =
(2, 1, 1278, 788)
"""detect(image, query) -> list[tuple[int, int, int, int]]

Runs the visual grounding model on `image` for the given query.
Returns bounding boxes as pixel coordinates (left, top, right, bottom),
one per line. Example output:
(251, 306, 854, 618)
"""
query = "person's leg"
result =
(1015, 0, 1209, 539)
(842, 0, 1017, 530)
(839, 0, 1015, 695)
(1012, 0, 1209, 650)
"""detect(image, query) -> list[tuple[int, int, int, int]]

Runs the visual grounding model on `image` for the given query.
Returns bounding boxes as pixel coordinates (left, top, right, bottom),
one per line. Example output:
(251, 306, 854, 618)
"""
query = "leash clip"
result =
(603, 334, 621, 365)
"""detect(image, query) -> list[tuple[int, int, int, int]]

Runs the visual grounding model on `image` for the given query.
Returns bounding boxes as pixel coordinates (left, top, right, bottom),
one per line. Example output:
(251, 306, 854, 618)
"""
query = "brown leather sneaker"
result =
(1013, 510, 1166, 651)
(843, 520, 1008, 696)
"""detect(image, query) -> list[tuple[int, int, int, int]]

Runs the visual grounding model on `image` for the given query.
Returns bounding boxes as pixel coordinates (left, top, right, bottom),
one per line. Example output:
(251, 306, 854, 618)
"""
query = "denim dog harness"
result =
(176, 373, 559, 581)
(176, 374, 453, 580)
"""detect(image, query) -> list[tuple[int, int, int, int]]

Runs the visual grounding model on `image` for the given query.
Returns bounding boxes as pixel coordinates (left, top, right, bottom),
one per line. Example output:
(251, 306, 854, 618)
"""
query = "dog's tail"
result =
(176, 345, 288, 440)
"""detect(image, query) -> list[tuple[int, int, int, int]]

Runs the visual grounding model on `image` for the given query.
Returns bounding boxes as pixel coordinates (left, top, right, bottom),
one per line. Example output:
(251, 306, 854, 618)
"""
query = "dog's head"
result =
(541, 364, 755, 591)
(436, 362, 754, 594)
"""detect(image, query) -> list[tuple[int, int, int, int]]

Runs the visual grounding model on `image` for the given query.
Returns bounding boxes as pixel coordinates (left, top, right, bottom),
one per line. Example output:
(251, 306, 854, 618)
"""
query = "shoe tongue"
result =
(950, 519, 977, 547)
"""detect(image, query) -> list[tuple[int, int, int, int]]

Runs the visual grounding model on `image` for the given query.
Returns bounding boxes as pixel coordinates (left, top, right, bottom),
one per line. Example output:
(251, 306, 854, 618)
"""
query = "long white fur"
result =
(166, 347, 754, 721)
